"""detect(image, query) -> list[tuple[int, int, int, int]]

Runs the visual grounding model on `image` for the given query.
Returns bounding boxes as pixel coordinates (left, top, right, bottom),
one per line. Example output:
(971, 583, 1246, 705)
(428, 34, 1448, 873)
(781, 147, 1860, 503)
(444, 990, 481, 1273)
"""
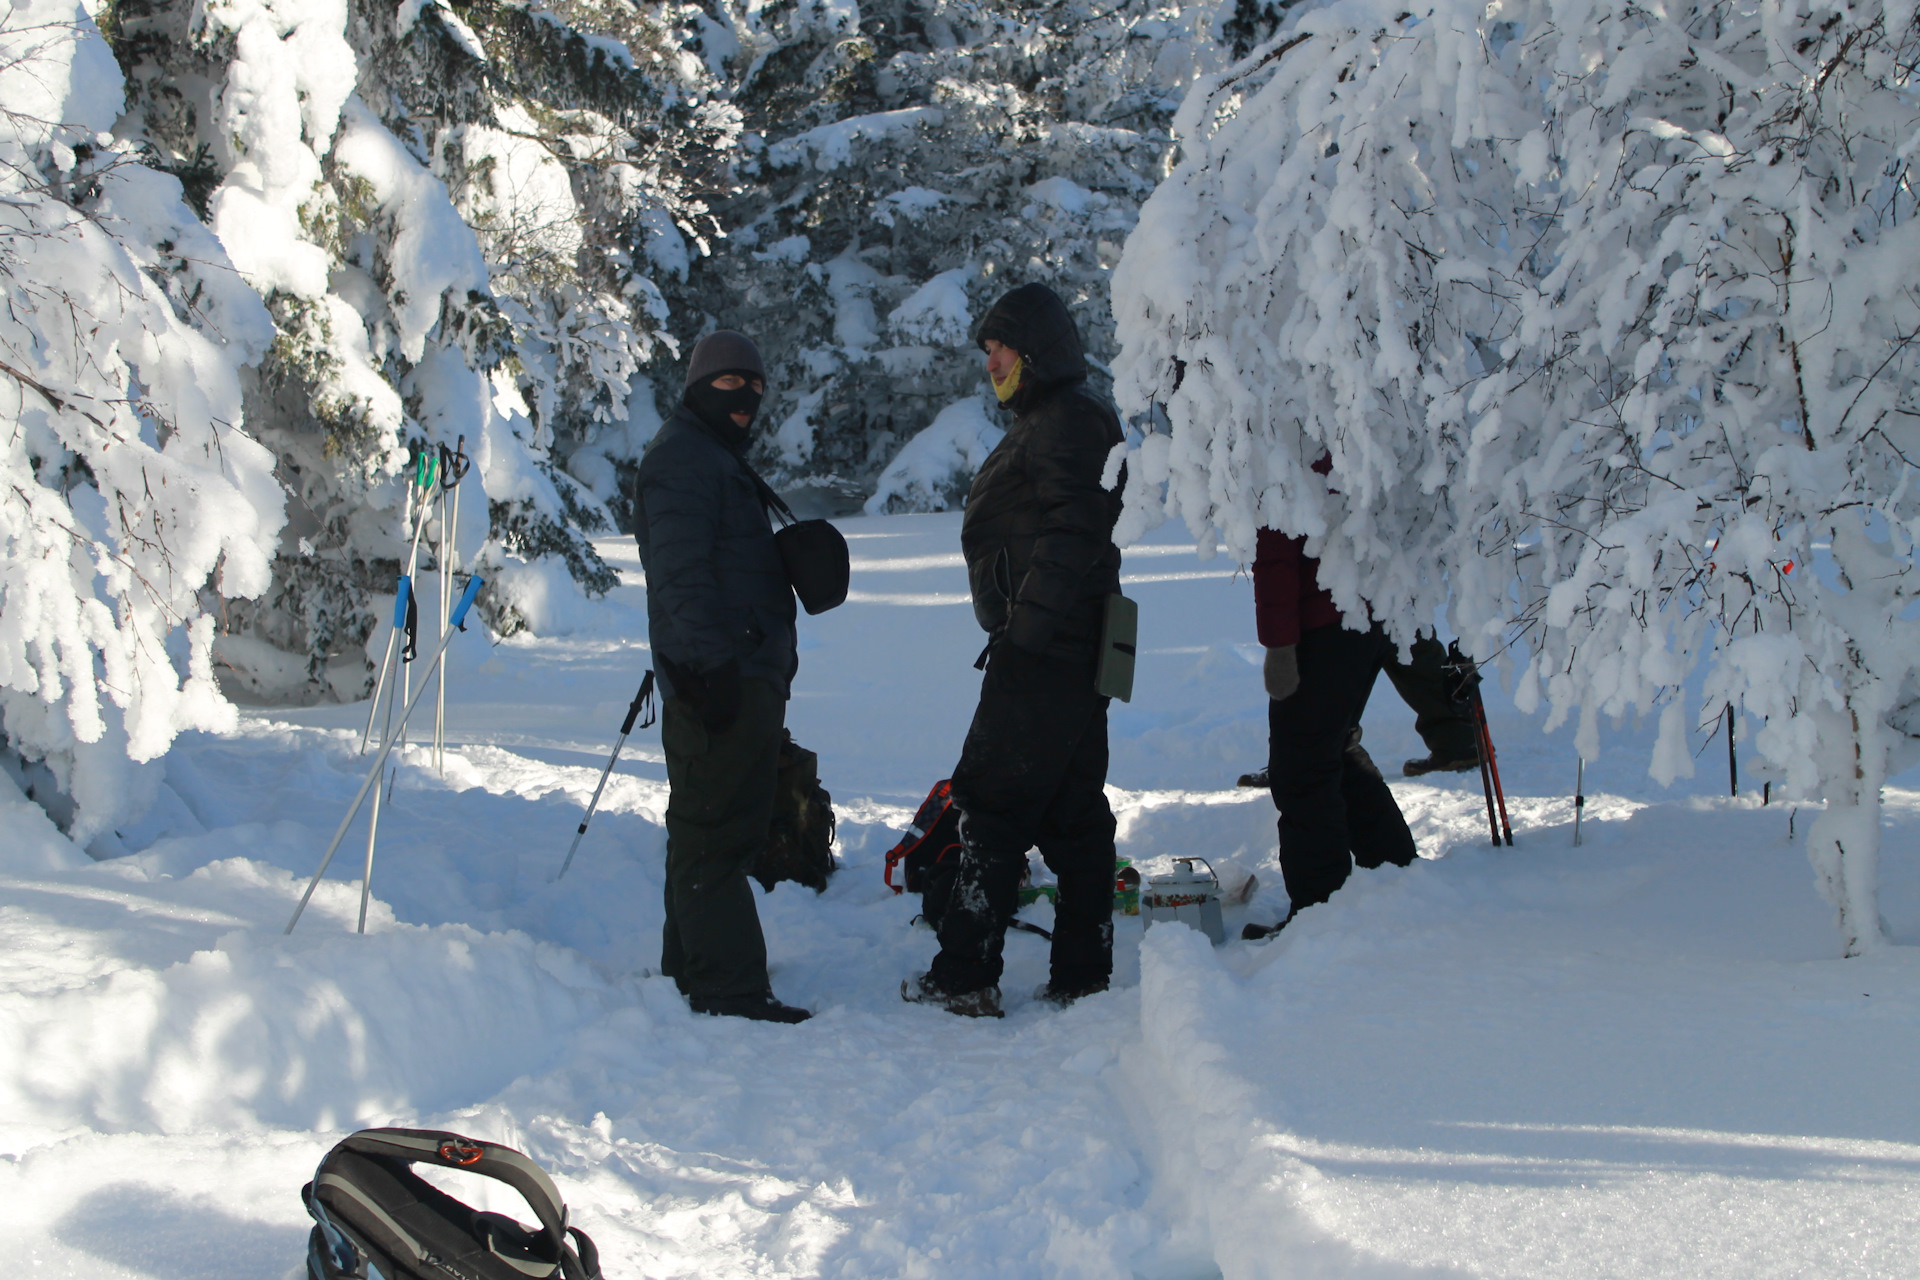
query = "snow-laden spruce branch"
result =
(1112, 0, 1920, 953)
(0, 5, 282, 846)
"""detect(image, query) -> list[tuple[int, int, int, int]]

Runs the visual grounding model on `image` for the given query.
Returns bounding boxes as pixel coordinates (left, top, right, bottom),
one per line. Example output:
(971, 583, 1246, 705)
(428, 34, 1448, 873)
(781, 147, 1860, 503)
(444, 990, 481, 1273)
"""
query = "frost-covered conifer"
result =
(108, 0, 730, 688)
(1, 2, 283, 846)
(1112, 0, 1920, 954)
(388, 0, 740, 551)
(659, 0, 1233, 511)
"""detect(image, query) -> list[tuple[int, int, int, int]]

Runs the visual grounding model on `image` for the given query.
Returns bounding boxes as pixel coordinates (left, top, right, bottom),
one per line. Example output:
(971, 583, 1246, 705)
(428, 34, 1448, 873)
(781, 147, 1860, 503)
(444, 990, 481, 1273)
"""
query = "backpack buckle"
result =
(439, 1139, 485, 1166)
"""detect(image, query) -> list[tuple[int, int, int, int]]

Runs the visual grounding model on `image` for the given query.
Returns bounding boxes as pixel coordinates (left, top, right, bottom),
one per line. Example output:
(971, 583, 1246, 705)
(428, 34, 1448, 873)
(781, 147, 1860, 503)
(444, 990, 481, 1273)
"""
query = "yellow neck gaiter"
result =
(991, 357, 1023, 403)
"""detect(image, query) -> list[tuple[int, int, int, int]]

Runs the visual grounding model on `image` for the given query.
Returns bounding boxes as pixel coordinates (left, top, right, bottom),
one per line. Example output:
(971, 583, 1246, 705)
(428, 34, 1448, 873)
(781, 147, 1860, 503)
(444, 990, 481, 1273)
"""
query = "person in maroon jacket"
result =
(1247, 524, 1417, 938)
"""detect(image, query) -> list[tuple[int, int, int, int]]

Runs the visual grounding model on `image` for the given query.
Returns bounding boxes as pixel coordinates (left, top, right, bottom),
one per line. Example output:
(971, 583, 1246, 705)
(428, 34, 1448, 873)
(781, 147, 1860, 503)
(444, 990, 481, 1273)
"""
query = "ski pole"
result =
(361, 577, 410, 754)
(395, 454, 439, 767)
(362, 456, 436, 751)
(436, 437, 468, 776)
(1470, 688, 1500, 846)
(382, 583, 420, 804)
(359, 765, 387, 933)
(1445, 646, 1501, 846)
(1475, 735, 1499, 844)
(435, 476, 449, 773)
(1573, 756, 1585, 847)
(553, 671, 657, 883)
(1473, 688, 1514, 846)
(1726, 704, 1737, 798)
(286, 575, 484, 935)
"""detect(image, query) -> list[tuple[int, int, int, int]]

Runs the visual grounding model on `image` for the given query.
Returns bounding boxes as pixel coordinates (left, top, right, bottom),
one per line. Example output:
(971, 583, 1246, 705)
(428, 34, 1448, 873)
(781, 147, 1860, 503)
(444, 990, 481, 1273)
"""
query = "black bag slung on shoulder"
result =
(745, 469, 850, 615)
(303, 1127, 601, 1280)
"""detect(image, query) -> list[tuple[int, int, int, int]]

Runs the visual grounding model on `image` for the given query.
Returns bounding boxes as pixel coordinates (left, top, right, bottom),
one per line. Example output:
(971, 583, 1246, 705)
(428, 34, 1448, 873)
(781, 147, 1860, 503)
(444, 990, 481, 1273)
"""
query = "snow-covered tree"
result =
(107, 0, 732, 686)
(657, 0, 1236, 507)
(1, 2, 283, 846)
(404, 0, 740, 548)
(1112, 0, 1920, 955)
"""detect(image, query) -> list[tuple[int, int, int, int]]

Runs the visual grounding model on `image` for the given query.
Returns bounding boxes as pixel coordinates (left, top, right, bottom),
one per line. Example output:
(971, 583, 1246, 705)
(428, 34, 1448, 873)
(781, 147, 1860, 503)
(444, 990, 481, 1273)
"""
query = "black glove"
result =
(1443, 643, 1480, 708)
(671, 658, 743, 735)
(1004, 602, 1057, 655)
(695, 659, 742, 735)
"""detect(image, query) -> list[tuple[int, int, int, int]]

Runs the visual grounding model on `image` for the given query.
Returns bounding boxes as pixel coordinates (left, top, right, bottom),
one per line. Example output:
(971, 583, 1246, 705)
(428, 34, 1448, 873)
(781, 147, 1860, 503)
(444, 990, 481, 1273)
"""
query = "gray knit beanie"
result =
(684, 330, 766, 387)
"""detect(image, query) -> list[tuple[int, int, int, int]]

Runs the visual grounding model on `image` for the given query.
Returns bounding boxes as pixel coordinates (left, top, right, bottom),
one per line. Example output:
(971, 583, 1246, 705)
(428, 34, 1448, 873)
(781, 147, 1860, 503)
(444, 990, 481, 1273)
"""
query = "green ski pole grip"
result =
(449, 575, 483, 630)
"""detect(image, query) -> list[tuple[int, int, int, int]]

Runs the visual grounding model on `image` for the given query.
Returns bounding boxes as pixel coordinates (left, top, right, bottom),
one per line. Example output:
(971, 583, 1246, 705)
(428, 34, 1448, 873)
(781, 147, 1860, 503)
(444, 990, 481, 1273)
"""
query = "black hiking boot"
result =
(1033, 980, 1108, 1008)
(901, 973, 1003, 1018)
(689, 990, 812, 1024)
(1403, 751, 1479, 777)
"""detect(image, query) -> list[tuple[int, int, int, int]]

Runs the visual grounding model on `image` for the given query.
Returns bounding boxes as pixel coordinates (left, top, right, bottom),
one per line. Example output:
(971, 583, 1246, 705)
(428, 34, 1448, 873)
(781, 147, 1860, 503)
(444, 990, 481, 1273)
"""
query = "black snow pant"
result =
(1269, 623, 1417, 913)
(930, 644, 1116, 995)
(660, 677, 785, 1000)
(1381, 632, 1479, 762)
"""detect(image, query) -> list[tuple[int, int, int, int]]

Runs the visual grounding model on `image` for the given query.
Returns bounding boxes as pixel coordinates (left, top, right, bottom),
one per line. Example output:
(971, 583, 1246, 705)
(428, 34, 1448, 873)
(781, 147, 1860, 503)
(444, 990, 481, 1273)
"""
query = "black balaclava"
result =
(684, 374, 763, 451)
(681, 329, 768, 451)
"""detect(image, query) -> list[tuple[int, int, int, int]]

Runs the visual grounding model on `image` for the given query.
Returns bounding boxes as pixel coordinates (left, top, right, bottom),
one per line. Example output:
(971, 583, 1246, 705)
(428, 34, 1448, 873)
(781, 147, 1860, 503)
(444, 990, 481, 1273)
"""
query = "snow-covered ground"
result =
(5, 512, 1917, 1279)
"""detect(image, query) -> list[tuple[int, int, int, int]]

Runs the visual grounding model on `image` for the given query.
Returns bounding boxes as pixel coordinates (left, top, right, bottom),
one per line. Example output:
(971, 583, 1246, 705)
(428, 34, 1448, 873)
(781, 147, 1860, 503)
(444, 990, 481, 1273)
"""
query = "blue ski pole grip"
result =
(392, 576, 412, 628)
(450, 575, 484, 630)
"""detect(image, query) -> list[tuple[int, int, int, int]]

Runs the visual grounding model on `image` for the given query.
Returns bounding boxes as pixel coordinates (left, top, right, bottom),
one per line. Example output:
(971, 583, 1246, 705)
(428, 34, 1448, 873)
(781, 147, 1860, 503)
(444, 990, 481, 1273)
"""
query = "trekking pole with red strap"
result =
(1447, 647, 1512, 848)
(1469, 682, 1514, 847)
(1472, 708, 1500, 847)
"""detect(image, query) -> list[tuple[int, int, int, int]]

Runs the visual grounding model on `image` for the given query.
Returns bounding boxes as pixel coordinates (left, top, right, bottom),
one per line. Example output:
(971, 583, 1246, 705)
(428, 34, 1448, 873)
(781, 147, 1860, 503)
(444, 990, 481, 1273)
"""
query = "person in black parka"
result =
(903, 283, 1125, 1018)
(632, 330, 809, 1024)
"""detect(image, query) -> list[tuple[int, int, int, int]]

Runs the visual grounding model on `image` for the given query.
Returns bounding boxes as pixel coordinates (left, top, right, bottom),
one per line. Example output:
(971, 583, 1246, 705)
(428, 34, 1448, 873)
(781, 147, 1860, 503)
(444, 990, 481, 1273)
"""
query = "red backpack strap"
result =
(883, 781, 953, 893)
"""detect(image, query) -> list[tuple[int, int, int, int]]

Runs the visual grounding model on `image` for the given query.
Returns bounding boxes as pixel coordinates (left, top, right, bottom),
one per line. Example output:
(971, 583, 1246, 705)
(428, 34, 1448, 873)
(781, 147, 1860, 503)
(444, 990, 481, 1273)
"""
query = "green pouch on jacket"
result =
(1095, 593, 1138, 702)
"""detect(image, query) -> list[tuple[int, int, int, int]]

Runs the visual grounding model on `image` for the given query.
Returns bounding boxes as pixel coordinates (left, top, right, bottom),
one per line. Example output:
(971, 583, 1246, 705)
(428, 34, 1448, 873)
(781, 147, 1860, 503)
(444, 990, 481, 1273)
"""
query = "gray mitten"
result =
(1264, 644, 1300, 701)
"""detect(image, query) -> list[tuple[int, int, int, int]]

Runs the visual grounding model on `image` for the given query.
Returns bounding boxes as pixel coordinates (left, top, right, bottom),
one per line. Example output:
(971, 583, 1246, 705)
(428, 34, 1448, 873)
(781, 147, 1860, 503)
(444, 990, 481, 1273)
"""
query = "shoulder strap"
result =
(736, 456, 797, 527)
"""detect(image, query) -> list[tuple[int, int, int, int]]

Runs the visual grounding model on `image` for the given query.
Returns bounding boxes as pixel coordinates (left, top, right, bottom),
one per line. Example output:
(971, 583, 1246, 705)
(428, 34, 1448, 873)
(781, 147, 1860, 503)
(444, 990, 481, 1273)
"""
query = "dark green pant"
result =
(1381, 633, 1479, 762)
(660, 678, 785, 1000)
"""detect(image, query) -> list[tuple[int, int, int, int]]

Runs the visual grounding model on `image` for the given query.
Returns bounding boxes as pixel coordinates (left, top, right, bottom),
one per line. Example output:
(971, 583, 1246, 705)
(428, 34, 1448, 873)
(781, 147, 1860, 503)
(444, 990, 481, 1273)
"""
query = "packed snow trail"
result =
(3, 513, 1917, 1278)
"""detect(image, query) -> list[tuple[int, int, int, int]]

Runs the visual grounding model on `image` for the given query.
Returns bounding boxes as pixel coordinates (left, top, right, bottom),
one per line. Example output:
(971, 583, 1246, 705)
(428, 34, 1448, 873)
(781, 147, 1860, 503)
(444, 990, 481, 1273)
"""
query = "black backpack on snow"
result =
(883, 780, 964, 930)
(751, 731, 838, 893)
(303, 1127, 601, 1280)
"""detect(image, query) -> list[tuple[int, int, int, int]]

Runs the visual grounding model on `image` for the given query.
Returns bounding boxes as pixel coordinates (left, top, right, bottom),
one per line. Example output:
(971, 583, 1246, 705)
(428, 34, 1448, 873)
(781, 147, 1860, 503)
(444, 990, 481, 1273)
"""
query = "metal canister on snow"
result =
(1113, 858, 1140, 915)
(1141, 858, 1226, 945)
